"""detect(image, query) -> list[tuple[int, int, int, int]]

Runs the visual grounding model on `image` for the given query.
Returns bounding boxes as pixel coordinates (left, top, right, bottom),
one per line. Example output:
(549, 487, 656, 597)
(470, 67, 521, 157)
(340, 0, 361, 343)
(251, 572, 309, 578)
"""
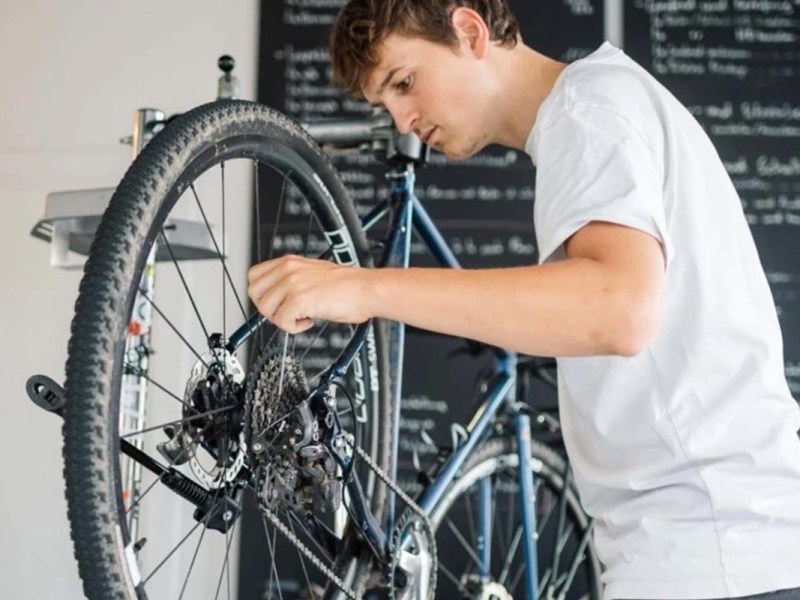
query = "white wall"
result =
(0, 1, 259, 597)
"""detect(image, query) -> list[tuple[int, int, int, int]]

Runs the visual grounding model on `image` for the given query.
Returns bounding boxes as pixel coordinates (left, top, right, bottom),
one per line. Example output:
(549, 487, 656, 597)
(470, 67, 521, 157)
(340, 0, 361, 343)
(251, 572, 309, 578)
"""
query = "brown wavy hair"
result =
(329, 0, 520, 96)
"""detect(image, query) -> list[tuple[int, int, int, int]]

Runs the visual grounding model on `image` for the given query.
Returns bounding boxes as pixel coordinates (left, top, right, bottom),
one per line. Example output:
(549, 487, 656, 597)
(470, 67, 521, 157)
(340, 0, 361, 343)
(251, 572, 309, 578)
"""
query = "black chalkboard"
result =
(625, 0, 800, 395)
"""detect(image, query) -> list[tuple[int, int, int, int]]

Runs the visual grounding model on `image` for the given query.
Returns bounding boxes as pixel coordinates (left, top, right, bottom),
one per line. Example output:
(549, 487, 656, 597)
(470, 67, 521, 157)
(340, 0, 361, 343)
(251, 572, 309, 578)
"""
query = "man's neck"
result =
(490, 45, 567, 151)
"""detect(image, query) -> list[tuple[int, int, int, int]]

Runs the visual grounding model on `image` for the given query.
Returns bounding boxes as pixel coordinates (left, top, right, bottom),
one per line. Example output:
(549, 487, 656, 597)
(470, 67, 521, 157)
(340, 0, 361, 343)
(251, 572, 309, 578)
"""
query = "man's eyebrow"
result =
(377, 66, 404, 95)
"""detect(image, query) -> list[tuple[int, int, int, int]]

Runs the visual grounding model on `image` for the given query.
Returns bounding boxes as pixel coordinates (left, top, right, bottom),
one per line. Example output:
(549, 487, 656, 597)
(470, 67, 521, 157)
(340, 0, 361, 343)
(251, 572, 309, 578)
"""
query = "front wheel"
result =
(430, 437, 603, 600)
(63, 100, 392, 599)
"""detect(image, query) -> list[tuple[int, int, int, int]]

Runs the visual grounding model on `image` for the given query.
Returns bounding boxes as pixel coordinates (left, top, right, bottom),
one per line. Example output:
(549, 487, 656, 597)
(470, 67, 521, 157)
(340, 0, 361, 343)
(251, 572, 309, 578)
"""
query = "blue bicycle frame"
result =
(379, 165, 540, 600)
(226, 163, 541, 600)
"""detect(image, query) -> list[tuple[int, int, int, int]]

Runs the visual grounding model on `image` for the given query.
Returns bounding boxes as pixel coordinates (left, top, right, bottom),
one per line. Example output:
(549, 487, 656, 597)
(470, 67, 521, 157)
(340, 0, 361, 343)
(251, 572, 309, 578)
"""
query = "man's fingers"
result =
(253, 283, 292, 322)
(247, 272, 279, 305)
(272, 296, 315, 335)
(247, 254, 301, 283)
(247, 262, 295, 305)
(247, 259, 279, 284)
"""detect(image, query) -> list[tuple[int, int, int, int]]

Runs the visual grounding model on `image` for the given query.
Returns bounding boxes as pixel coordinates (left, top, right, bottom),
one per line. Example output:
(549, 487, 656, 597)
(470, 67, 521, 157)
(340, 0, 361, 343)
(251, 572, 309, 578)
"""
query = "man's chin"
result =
(434, 143, 483, 160)
(441, 143, 481, 161)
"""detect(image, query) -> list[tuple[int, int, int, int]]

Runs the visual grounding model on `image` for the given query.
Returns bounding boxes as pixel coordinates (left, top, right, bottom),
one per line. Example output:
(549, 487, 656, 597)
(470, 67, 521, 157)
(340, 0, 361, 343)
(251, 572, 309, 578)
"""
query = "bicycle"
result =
(31, 93, 601, 599)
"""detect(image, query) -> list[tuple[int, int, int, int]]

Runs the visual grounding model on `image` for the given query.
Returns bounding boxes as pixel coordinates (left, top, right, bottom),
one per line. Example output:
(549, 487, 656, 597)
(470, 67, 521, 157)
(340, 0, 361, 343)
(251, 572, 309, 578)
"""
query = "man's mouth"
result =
(421, 126, 437, 145)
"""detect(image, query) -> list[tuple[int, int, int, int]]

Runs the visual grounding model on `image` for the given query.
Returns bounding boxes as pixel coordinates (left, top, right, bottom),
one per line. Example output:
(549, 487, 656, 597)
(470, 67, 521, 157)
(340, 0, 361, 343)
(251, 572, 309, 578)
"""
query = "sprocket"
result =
(244, 343, 341, 513)
(244, 344, 310, 455)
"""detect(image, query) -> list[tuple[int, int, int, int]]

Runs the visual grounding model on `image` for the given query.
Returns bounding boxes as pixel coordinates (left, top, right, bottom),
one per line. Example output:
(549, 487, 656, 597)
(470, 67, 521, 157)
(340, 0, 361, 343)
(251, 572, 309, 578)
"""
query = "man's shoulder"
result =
(537, 53, 667, 146)
(564, 54, 659, 116)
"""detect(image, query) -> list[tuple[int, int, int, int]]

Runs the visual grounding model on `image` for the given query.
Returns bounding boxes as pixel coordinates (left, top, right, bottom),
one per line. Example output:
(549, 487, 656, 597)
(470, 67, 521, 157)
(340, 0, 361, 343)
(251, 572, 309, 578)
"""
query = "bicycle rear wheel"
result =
(63, 100, 391, 599)
(431, 436, 602, 600)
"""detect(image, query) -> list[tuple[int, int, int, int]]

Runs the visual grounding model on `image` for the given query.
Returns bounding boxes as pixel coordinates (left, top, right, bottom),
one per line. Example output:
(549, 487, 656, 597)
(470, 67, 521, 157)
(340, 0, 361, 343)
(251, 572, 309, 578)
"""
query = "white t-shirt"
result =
(526, 42, 800, 599)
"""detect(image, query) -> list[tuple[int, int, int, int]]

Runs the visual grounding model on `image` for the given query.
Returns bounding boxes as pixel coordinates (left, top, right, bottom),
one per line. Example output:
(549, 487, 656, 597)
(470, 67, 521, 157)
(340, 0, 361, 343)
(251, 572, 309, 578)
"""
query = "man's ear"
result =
(451, 7, 490, 59)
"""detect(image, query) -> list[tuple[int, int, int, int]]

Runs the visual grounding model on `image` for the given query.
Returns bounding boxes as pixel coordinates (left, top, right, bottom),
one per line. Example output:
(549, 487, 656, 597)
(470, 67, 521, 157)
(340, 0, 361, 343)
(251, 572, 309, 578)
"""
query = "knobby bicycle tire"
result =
(63, 100, 393, 599)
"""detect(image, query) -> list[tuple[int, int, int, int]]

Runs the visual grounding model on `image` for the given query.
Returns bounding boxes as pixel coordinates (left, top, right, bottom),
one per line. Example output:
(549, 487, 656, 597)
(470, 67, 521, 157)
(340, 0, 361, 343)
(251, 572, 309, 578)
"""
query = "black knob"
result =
(218, 55, 235, 73)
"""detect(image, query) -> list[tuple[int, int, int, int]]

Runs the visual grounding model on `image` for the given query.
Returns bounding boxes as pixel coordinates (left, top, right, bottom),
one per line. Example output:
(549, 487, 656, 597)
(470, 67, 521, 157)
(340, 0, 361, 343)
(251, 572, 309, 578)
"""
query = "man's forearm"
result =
(366, 258, 661, 357)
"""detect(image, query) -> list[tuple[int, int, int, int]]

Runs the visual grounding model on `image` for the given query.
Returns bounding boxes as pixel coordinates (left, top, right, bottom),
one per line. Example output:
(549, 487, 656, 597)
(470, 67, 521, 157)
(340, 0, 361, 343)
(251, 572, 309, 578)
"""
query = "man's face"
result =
(361, 33, 493, 160)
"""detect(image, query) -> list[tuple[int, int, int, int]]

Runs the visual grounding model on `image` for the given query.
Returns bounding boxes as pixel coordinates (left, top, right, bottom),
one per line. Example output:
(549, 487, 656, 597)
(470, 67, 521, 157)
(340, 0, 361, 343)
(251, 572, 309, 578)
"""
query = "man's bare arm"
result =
(247, 221, 666, 356)
(366, 221, 666, 357)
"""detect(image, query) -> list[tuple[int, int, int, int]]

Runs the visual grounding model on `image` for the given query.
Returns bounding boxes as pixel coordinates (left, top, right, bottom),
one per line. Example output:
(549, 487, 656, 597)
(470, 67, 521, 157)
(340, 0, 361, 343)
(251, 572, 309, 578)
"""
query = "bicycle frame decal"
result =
(323, 227, 356, 266)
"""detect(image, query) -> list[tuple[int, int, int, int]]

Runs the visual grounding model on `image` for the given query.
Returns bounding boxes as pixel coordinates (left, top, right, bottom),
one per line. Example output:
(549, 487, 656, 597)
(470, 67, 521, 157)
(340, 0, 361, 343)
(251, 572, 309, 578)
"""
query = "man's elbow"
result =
(608, 299, 663, 357)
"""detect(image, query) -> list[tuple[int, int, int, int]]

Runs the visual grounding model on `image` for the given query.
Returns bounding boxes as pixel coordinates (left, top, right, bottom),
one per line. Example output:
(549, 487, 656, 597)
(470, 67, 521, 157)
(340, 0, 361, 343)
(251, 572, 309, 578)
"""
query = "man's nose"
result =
(385, 100, 419, 136)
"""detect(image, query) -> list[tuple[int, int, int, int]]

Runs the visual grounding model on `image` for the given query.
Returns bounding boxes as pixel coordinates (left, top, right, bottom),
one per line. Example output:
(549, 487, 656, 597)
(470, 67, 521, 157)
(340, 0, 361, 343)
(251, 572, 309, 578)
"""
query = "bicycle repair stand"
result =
(25, 55, 241, 542)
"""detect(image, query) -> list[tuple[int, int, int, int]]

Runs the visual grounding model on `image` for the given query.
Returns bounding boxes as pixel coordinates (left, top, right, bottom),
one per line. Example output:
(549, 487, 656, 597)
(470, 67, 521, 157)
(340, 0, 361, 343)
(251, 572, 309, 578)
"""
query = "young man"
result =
(247, 1, 800, 598)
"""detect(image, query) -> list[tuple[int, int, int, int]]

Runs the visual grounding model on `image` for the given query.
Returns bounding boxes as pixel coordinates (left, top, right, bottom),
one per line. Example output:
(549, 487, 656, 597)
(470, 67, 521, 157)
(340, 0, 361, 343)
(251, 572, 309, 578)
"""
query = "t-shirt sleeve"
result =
(533, 105, 673, 267)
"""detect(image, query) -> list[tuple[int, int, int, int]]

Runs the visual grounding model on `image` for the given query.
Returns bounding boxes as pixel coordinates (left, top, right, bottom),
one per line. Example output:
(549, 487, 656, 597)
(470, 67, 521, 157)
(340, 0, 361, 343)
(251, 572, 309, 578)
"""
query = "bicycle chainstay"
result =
(256, 443, 437, 600)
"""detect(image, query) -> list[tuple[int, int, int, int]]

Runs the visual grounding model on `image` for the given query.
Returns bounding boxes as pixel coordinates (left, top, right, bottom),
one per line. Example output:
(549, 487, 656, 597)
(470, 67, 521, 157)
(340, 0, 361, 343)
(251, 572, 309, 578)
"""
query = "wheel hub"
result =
(156, 342, 247, 488)
(461, 575, 514, 600)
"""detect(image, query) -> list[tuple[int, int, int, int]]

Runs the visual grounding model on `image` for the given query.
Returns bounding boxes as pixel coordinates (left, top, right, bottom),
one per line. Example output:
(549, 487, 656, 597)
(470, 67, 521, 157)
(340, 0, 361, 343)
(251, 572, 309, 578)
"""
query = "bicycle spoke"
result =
(214, 503, 238, 600)
(159, 229, 211, 344)
(510, 558, 527, 595)
(536, 480, 557, 537)
(446, 517, 486, 573)
(255, 162, 263, 263)
(137, 286, 209, 368)
(286, 510, 336, 564)
(123, 362, 189, 407)
(557, 521, 576, 555)
(178, 524, 208, 600)
(299, 320, 331, 364)
(211, 442, 234, 600)
(463, 486, 478, 558)
(189, 183, 248, 325)
(507, 468, 516, 555)
(289, 517, 315, 598)
(120, 405, 235, 439)
(551, 467, 572, 580)
(262, 515, 285, 600)
(498, 523, 523, 587)
(293, 212, 316, 357)
(254, 161, 266, 362)
(267, 174, 289, 262)
(556, 520, 594, 598)
(178, 479, 230, 600)
(438, 560, 461, 588)
(276, 331, 290, 404)
(491, 473, 505, 551)
(142, 519, 204, 585)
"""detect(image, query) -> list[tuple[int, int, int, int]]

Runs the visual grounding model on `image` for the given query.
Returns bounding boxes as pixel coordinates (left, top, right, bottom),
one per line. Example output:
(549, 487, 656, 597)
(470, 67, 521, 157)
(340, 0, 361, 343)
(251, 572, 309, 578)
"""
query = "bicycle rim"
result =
(63, 101, 390, 600)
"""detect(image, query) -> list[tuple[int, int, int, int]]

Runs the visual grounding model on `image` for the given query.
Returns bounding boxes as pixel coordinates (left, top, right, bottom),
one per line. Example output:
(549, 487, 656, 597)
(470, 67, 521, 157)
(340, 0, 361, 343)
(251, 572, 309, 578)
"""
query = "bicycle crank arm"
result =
(25, 374, 239, 533)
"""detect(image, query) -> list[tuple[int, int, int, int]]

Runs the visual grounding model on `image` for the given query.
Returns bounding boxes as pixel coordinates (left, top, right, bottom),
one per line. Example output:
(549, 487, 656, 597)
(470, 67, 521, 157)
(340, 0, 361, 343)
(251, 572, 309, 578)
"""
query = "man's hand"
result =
(247, 255, 374, 334)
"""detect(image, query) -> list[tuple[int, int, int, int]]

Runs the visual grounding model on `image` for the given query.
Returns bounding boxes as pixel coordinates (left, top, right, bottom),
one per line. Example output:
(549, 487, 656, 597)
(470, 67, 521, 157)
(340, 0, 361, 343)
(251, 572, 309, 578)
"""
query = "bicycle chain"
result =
(257, 474, 359, 600)
(355, 446, 437, 600)
(254, 443, 437, 600)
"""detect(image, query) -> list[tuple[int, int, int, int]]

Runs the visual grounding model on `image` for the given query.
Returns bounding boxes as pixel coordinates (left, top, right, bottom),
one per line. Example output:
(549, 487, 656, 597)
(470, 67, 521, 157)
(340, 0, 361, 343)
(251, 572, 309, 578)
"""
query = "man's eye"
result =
(395, 76, 412, 92)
